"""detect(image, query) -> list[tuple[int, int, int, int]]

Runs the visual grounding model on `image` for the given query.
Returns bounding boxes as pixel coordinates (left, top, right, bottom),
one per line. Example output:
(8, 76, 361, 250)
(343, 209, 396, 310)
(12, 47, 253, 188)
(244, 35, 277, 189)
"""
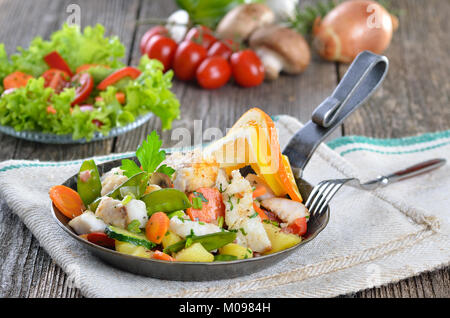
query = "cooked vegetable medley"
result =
(0, 24, 180, 140)
(49, 108, 310, 262)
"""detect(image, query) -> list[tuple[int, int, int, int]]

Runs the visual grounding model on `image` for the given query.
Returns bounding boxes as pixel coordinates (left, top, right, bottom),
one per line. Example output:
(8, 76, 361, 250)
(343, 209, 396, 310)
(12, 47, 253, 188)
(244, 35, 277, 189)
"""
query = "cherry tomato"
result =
(97, 66, 141, 90)
(144, 35, 178, 72)
(71, 72, 94, 106)
(42, 69, 70, 93)
(172, 41, 207, 81)
(87, 232, 115, 249)
(207, 39, 238, 60)
(196, 56, 231, 89)
(184, 25, 217, 49)
(43, 51, 73, 76)
(230, 50, 264, 88)
(140, 25, 169, 55)
(3, 71, 33, 90)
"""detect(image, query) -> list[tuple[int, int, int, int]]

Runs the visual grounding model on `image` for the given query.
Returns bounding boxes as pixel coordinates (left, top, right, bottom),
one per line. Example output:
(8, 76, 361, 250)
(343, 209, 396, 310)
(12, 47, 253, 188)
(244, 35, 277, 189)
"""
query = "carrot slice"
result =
(115, 92, 126, 104)
(49, 185, 85, 219)
(3, 71, 33, 90)
(252, 202, 269, 221)
(153, 250, 175, 261)
(95, 92, 126, 104)
(252, 185, 267, 198)
(145, 212, 170, 244)
(186, 188, 225, 224)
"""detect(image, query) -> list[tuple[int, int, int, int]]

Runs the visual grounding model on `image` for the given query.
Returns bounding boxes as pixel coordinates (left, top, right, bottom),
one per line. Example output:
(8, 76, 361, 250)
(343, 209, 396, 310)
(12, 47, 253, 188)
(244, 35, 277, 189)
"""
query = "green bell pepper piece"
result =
(77, 160, 101, 206)
(88, 171, 148, 212)
(141, 188, 191, 216)
(163, 231, 236, 254)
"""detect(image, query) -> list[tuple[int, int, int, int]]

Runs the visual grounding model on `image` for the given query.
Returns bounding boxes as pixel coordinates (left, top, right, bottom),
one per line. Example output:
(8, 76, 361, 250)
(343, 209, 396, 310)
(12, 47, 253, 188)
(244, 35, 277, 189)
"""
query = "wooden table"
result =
(0, 0, 448, 298)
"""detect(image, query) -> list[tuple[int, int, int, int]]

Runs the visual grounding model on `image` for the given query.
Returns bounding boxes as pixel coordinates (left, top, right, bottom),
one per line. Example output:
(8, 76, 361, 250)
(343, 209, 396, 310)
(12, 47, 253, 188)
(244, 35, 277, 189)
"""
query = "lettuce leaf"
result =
(0, 44, 14, 93)
(124, 56, 180, 130)
(10, 24, 125, 77)
(0, 56, 180, 140)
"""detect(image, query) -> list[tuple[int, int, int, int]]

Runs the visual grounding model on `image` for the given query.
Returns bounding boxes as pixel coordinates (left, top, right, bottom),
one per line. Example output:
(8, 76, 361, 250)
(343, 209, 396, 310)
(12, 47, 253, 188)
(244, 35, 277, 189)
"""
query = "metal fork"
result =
(305, 158, 446, 217)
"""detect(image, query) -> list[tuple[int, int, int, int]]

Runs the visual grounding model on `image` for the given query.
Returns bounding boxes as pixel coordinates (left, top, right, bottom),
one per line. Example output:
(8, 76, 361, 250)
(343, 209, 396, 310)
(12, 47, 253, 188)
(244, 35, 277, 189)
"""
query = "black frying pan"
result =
(52, 51, 389, 281)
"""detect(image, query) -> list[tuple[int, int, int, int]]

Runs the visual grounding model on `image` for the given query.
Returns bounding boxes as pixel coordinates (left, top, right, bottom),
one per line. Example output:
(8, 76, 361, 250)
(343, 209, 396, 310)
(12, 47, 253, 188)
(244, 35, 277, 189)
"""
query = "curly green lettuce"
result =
(0, 57, 180, 140)
(0, 24, 180, 140)
(10, 24, 125, 77)
(0, 44, 14, 93)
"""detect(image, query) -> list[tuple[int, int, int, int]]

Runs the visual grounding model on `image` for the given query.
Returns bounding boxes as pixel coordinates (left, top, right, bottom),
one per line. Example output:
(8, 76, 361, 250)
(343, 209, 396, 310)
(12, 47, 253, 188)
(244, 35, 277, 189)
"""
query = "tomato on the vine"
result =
(196, 56, 231, 90)
(172, 41, 207, 81)
(230, 50, 264, 87)
(144, 35, 178, 72)
(184, 26, 217, 50)
(207, 39, 238, 60)
(140, 25, 169, 54)
(42, 69, 70, 93)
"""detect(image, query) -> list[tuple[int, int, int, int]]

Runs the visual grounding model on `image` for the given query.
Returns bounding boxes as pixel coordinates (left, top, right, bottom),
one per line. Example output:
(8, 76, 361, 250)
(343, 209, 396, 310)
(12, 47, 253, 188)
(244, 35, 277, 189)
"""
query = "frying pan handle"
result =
(283, 51, 389, 172)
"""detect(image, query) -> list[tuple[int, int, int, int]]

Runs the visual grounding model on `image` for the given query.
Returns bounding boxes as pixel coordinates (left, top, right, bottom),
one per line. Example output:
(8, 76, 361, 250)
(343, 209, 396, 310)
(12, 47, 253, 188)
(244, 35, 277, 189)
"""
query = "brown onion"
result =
(313, 0, 398, 63)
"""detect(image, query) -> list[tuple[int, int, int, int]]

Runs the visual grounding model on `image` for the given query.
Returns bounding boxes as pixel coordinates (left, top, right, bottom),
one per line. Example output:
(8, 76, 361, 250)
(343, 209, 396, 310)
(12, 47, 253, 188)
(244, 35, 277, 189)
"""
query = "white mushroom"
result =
(249, 25, 311, 80)
(166, 9, 189, 43)
(216, 3, 275, 41)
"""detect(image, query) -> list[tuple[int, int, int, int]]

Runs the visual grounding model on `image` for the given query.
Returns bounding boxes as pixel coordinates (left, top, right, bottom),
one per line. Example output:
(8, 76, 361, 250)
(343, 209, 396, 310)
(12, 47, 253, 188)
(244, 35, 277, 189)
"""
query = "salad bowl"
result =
(0, 113, 153, 144)
(52, 51, 389, 281)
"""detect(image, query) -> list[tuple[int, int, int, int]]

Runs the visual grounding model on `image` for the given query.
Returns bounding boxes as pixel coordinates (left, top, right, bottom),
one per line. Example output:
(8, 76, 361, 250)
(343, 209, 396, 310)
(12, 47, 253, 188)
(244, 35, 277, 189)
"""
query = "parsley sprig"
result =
(120, 131, 175, 178)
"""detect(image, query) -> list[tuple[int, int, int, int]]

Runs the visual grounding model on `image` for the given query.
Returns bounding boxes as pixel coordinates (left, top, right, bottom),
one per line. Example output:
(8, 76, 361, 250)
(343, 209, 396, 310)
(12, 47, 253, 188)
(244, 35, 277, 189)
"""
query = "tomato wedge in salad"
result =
(97, 66, 141, 90)
(44, 51, 73, 76)
(42, 69, 70, 93)
(71, 72, 94, 106)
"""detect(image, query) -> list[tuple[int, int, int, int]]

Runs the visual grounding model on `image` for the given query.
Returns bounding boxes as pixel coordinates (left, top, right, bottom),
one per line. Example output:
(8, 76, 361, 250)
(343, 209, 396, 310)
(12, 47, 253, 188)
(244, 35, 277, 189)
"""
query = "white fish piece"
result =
(223, 170, 271, 253)
(95, 197, 127, 228)
(169, 216, 222, 238)
(164, 151, 219, 193)
(245, 173, 275, 200)
(68, 211, 107, 235)
(260, 197, 309, 224)
(216, 168, 229, 193)
(125, 199, 148, 228)
(235, 217, 272, 253)
(100, 167, 128, 196)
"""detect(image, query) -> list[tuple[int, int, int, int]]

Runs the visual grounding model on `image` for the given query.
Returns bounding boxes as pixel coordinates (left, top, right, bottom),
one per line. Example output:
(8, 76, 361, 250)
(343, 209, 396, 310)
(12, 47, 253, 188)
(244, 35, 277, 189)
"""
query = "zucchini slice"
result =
(105, 225, 155, 250)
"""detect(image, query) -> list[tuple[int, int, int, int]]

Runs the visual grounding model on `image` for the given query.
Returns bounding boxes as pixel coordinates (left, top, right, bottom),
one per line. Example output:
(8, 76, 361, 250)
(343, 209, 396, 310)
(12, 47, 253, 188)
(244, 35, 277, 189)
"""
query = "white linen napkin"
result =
(0, 115, 448, 298)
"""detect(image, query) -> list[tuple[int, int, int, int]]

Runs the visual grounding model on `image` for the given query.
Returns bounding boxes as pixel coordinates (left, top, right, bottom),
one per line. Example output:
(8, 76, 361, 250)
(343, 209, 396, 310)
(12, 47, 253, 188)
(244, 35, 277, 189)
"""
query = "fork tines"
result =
(305, 180, 346, 217)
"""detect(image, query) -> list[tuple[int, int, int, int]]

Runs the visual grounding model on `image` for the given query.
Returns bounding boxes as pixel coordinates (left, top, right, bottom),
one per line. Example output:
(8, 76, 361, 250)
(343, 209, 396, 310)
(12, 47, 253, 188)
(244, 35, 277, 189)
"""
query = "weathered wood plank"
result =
(0, 0, 140, 298)
(340, 0, 450, 298)
(341, 0, 450, 138)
